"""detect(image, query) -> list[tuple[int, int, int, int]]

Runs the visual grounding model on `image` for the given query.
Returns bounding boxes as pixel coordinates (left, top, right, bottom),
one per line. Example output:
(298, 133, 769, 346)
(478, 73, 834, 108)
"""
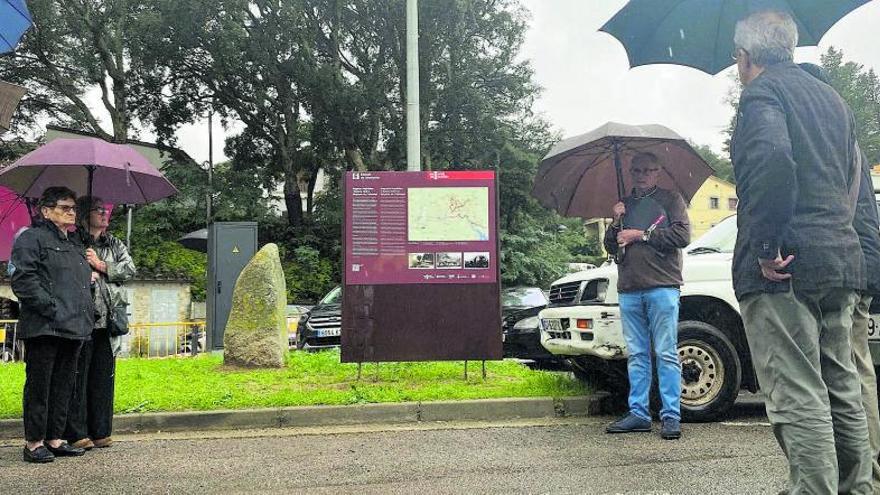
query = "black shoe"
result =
(23, 446, 55, 463)
(606, 413, 652, 434)
(661, 418, 681, 440)
(46, 442, 86, 457)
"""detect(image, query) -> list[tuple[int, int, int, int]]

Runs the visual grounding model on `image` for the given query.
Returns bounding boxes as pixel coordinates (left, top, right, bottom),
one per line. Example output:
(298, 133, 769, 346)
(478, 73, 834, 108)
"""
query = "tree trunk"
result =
(345, 147, 367, 171)
(284, 171, 304, 226)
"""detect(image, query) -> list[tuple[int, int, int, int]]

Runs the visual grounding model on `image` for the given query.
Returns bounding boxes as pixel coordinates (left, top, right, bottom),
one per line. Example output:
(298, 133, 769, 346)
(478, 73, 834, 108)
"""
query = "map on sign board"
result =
(407, 187, 490, 241)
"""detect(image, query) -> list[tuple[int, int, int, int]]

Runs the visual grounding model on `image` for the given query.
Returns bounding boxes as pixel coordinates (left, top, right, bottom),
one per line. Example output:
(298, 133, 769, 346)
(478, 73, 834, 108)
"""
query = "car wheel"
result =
(674, 320, 741, 422)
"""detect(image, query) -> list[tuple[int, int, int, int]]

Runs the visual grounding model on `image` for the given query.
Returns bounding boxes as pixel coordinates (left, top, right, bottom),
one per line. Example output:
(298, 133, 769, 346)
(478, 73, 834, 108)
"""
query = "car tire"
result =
(669, 320, 742, 423)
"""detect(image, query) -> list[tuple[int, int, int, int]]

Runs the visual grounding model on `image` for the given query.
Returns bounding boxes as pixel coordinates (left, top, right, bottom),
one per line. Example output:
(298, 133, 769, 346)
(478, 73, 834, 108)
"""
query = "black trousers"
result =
(65, 327, 116, 442)
(22, 336, 83, 442)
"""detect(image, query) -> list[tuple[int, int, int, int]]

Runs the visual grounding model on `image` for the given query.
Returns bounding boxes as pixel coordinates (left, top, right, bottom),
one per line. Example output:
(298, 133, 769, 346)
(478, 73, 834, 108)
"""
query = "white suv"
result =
(539, 215, 880, 421)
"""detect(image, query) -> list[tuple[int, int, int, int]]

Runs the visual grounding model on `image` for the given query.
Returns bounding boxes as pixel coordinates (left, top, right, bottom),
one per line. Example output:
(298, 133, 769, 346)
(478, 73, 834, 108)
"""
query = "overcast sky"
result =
(163, 1, 880, 164)
(518, 0, 880, 155)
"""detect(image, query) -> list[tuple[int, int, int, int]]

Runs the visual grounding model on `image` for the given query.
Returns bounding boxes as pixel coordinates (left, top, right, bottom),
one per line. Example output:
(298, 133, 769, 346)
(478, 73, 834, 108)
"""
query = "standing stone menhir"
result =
(223, 243, 288, 368)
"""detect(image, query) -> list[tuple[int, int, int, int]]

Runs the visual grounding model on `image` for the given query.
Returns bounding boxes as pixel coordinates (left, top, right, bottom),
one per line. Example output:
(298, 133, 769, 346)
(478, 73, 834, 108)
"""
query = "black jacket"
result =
(10, 220, 95, 340)
(854, 149, 880, 296)
(731, 62, 865, 300)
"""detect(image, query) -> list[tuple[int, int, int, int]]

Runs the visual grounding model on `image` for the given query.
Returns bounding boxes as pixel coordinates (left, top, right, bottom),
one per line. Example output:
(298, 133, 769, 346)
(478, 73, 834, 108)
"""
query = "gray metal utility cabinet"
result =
(206, 222, 258, 350)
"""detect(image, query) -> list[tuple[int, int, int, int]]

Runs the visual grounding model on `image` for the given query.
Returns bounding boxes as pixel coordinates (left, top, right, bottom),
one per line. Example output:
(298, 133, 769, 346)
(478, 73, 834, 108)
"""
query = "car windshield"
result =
(502, 287, 548, 308)
(319, 287, 342, 305)
(686, 215, 737, 254)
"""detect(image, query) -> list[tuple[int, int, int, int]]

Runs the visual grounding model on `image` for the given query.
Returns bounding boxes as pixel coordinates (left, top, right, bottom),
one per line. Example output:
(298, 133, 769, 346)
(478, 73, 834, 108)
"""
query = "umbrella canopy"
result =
(0, 137, 177, 204)
(532, 122, 714, 219)
(178, 228, 207, 253)
(0, 185, 31, 261)
(601, 0, 871, 75)
(1, 0, 32, 54)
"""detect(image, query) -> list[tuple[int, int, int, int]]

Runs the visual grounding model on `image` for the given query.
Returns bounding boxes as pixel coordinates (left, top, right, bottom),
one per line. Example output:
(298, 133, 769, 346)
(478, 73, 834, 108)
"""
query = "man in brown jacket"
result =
(603, 151, 690, 440)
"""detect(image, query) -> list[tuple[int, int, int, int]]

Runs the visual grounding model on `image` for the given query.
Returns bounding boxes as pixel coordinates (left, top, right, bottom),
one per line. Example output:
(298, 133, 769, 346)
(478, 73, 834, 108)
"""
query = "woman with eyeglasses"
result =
(63, 196, 136, 451)
(10, 187, 95, 463)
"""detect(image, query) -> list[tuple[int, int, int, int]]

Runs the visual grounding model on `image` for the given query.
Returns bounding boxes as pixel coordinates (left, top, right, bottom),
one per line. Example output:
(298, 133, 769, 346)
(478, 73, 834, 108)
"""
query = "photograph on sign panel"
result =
(408, 252, 435, 269)
(436, 252, 463, 269)
(407, 187, 490, 242)
(463, 252, 490, 269)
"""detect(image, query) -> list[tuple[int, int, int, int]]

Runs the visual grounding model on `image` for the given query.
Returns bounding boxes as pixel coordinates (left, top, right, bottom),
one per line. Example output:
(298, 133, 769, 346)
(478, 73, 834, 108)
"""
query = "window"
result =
(709, 197, 719, 209)
(728, 197, 738, 210)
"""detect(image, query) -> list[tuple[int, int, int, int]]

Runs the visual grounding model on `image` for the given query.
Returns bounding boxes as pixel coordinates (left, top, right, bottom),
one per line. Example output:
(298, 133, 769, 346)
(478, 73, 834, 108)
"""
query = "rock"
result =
(223, 243, 288, 368)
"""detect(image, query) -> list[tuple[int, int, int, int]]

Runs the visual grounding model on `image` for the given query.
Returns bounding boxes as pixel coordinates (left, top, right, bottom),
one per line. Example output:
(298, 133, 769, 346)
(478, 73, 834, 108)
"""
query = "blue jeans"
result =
(618, 287, 681, 421)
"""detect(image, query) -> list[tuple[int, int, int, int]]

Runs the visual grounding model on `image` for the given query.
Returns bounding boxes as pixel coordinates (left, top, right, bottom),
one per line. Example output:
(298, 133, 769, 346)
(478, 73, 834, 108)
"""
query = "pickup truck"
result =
(538, 215, 880, 422)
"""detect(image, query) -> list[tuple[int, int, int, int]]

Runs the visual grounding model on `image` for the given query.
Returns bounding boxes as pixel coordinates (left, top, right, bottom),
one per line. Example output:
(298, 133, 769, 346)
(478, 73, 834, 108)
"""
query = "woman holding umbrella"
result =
(64, 196, 135, 450)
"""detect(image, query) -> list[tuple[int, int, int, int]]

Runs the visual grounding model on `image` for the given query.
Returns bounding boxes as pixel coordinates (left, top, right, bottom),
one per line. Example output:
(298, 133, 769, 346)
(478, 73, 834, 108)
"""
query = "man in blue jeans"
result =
(603, 152, 691, 440)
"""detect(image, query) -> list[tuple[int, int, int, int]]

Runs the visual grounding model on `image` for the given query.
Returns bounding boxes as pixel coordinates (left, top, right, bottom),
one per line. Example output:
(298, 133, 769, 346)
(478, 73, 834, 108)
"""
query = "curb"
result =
(0, 393, 612, 439)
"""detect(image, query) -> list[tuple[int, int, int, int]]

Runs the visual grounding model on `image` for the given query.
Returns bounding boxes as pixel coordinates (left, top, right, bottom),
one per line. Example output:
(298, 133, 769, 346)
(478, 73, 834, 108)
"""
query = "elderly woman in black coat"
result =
(11, 187, 94, 463)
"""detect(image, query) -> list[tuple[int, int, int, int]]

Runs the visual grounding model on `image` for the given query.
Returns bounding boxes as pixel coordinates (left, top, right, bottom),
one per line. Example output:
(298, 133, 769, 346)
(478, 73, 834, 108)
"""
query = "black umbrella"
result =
(601, 0, 871, 75)
(178, 228, 207, 253)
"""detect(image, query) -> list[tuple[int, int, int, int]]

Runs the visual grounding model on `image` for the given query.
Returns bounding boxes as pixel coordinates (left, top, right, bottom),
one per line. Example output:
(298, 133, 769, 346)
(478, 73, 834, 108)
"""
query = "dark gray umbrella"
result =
(178, 228, 207, 252)
(601, 0, 871, 75)
(531, 122, 714, 219)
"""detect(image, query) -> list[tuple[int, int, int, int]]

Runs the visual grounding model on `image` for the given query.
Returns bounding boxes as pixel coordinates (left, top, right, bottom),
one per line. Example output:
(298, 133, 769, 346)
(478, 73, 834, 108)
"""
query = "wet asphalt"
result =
(0, 395, 788, 494)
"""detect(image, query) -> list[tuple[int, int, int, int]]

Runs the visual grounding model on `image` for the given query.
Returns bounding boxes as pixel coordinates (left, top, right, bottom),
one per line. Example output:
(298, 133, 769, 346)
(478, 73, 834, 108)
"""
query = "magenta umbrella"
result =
(0, 137, 177, 204)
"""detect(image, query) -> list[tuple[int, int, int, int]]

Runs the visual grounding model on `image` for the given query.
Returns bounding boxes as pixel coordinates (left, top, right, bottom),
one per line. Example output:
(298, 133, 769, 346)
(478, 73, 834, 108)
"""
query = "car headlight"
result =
(513, 316, 540, 331)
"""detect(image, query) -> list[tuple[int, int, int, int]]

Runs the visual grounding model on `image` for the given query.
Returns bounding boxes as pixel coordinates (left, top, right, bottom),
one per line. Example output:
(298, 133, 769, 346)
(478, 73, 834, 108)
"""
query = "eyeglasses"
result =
(631, 168, 660, 175)
(52, 204, 76, 214)
(91, 207, 108, 215)
(731, 47, 746, 61)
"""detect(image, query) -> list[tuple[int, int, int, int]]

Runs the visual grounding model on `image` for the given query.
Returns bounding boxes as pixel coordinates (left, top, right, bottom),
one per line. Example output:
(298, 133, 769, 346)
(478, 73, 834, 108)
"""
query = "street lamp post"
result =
(406, 0, 421, 172)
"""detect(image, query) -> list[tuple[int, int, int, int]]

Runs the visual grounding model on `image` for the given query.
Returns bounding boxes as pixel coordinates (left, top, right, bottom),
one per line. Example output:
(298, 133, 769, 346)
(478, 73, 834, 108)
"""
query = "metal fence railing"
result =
(0, 320, 22, 363)
(125, 321, 206, 359)
(0, 320, 208, 363)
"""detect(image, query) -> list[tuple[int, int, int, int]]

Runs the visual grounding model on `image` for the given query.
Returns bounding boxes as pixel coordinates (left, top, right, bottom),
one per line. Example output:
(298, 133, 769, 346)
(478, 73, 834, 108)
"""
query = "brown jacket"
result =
(604, 188, 691, 293)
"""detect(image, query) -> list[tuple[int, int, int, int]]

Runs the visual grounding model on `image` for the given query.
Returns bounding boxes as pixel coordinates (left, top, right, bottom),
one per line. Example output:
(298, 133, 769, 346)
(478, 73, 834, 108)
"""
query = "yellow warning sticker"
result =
(232, 246, 240, 254)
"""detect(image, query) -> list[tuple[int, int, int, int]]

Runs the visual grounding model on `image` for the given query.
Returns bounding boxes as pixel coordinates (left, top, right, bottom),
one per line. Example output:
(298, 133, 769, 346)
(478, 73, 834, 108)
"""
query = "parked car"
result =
(296, 287, 342, 350)
(501, 287, 565, 369)
(538, 214, 880, 422)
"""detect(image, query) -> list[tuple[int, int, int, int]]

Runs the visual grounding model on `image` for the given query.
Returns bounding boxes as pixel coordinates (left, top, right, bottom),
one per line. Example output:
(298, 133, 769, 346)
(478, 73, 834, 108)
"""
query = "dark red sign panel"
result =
(345, 171, 498, 285)
(342, 171, 502, 363)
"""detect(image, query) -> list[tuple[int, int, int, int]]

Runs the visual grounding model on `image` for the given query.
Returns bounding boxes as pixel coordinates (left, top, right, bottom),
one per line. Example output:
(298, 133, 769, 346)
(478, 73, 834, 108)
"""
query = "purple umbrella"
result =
(0, 137, 177, 204)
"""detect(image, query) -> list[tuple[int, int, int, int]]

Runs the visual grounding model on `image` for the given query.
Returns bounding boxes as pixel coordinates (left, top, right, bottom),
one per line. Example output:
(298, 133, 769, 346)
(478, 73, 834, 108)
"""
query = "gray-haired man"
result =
(731, 10, 872, 494)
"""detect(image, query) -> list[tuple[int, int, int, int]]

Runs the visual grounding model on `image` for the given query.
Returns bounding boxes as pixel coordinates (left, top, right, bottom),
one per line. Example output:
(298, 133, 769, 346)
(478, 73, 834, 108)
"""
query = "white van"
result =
(538, 215, 880, 421)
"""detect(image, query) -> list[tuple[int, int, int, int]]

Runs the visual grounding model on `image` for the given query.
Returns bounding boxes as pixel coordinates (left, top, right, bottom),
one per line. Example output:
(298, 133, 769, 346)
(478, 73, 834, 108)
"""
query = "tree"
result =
(693, 143, 734, 184)
(0, 0, 165, 142)
(822, 47, 880, 165)
(722, 47, 880, 166)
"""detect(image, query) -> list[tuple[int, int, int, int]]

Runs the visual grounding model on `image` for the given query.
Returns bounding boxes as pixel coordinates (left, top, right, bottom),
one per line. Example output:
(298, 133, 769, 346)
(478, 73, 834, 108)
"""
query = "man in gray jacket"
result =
(731, 10, 872, 494)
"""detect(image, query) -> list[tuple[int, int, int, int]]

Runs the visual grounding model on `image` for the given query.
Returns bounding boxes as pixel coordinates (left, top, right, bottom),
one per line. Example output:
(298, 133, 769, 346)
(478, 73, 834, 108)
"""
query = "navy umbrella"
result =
(601, 0, 872, 75)
(1, 0, 32, 54)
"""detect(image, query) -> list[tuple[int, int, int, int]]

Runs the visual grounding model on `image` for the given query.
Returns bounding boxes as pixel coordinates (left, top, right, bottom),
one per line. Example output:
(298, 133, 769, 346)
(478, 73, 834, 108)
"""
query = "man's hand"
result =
(612, 202, 626, 221)
(617, 229, 644, 247)
(90, 271, 100, 284)
(758, 254, 794, 282)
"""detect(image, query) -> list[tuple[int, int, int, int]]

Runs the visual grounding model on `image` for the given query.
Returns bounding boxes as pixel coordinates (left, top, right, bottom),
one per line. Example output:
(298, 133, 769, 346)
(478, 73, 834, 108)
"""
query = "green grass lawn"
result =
(0, 350, 587, 419)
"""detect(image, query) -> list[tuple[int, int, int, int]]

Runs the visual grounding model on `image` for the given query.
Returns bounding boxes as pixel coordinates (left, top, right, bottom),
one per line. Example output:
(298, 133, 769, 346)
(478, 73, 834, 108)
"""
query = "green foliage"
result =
(282, 246, 336, 304)
(0, 350, 588, 418)
(822, 47, 880, 165)
(130, 241, 207, 301)
(692, 143, 734, 184)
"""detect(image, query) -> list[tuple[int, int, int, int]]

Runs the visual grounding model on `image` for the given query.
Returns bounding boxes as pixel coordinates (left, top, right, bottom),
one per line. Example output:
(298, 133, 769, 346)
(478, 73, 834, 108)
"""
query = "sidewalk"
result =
(0, 394, 608, 439)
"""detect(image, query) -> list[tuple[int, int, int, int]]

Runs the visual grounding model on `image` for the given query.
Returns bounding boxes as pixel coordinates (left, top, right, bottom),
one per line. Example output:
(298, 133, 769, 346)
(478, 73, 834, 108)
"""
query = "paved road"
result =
(0, 398, 786, 494)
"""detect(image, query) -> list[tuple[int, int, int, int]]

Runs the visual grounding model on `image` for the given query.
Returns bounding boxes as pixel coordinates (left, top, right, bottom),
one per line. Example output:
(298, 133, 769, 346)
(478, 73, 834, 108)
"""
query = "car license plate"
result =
(869, 316, 880, 341)
(316, 328, 341, 337)
(543, 319, 563, 332)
